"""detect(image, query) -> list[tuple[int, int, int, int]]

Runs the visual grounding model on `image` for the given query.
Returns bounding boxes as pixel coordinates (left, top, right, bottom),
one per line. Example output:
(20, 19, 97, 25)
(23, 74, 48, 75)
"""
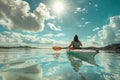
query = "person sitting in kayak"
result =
(68, 34, 82, 49)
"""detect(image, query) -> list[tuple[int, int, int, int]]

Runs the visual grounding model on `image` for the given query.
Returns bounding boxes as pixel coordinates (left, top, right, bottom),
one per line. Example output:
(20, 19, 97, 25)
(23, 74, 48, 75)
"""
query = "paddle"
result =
(52, 46, 68, 51)
(52, 46, 99, 53)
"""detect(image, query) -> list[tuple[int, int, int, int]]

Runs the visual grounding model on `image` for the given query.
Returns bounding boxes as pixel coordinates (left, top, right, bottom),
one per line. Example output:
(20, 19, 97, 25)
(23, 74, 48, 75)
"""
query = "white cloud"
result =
(98, 15, 120, 45)
(43, 33, 64, 38)
(84, 35, 101, 47)
(81, 18, 85, 20)
(94, 4, 98, 7)
(55, 33, 64, 37)
(78, 25, 85, 28)
(0, 31, 68, 47)
(0, 31, 40, 46)
(43, 33, 54, 37)
(74, 7, 86, 13)
(87, 36, 91, 38)
(89, 2, 92, 5)
(39, 37, 68, 46)
(87, 16, 120, 47)
(41, 33, 68, 45)
(0, 31, 21, 43)
(85, 22, 90, 25)
(47, 23, 61, 31)
(93, 27, 100, 31)
(78, 21, 90, 28)
(39, 37, 56, 44)
(0, 0, 51, 32)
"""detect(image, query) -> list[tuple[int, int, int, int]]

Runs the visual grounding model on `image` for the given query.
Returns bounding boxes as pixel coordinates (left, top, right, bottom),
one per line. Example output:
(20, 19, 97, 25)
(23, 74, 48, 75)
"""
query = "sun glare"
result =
(52, 1, 64, 14)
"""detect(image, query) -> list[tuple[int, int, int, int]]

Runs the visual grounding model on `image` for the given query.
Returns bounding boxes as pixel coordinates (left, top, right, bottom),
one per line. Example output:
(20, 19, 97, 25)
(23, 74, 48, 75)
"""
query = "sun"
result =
(52, 1, 64, 14)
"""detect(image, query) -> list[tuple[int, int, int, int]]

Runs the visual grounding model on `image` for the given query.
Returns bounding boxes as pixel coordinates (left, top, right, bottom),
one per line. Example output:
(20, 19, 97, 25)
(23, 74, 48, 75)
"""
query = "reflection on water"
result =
(67, 50, 98, 80)
(67, 55, 87, 80)
(0, 49, 120, 80)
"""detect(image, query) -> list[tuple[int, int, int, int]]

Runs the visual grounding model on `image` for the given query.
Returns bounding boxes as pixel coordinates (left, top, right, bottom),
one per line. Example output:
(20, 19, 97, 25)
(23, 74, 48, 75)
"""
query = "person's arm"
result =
(79, 41, 82, 46)
(68, 41, 74, 48)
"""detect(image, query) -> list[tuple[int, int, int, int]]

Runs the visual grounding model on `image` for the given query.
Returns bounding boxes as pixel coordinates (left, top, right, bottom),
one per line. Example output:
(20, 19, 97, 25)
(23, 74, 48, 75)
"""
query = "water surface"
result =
(0, 49, 120, 80)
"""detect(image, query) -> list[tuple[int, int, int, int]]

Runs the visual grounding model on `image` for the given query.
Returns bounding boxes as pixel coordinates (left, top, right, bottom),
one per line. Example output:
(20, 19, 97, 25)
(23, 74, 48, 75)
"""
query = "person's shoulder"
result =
(71, 41, 74, 42)
(78, 40, 81, 42)
(71, 41, 74, 43)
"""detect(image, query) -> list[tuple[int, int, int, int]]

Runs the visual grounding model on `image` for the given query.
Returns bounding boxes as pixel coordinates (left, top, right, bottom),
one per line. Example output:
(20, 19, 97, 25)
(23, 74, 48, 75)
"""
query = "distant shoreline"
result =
(0, 43, 120, 51)
(0, 44, 120, 50)
(0, 46, 39, 49)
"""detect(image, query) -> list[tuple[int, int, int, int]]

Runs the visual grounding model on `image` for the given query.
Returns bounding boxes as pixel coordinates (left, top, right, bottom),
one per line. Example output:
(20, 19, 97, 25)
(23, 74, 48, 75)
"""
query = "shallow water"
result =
(0, 49, 120, 80)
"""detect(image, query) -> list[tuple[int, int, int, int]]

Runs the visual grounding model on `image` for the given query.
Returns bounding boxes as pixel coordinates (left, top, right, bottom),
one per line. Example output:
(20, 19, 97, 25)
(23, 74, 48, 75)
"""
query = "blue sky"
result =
(0, 0, 120, 47)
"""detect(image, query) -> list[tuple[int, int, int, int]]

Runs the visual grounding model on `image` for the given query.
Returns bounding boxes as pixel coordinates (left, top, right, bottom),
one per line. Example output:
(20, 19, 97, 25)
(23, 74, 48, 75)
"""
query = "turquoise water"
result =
(0, 49, 120, 80)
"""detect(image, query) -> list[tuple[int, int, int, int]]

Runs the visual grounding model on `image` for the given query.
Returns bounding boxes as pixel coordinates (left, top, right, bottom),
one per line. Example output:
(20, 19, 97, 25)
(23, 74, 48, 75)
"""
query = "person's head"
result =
(74, 34, 79, 42)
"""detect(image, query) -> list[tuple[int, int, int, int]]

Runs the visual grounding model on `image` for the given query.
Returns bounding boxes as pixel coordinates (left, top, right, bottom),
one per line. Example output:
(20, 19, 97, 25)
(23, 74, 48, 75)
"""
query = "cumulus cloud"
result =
(47, 23, 61, 31)
(98, 16, 120, 45)
(39, 37, 56, 44)
(94, 4, 98, 7)
(78, 25, 85, 28)
(43, 33, 64, 37)
(0, 0, 51, 32)
(55, 33, 64, 37)
(74, 7, 86, 13)
(39, 37, 68, 46)
(0, 31, 68, 47)
(81, 18, 85, 20)
(93, 27, 100, 31)
(85, 22, 90, 25)
(42, 33, 54, 37)
(0, 31, 38, 44)
(85, 35, 101, 47)
(89, 2, 92, 5)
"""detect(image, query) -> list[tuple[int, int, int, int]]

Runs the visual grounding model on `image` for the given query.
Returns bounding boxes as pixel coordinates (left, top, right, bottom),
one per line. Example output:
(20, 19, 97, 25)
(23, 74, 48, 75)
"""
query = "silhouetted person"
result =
(68, 34, 82, 49)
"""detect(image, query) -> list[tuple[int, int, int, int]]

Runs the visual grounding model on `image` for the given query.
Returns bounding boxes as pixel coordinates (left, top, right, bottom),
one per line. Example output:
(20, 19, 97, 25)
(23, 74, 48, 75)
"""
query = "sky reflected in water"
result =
(0, 49, 120, 80)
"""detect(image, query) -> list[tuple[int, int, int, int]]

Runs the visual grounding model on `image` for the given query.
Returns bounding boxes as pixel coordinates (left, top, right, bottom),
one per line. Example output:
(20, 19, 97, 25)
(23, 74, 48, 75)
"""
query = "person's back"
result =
(73, 41, 81, 49)
(69, 35, 82, 49)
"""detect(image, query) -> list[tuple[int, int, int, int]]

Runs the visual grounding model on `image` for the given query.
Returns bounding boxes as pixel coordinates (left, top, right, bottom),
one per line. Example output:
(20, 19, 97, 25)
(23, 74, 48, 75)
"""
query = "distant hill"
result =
(0, 46, 38, 49)
(0, 43, 120, 51)
(82, 43, 120, 51)
(82, 46, 99, 50)
(100, 43, 120, 50)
